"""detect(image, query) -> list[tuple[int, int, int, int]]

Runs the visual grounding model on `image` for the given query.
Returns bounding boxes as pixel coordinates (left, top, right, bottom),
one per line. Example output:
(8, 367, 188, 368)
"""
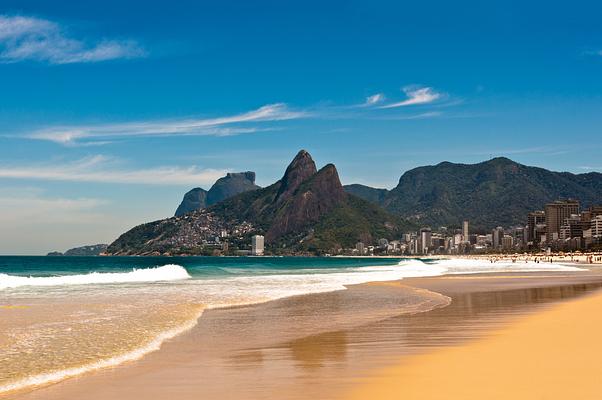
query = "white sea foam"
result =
(0, 264, 191, 289)
(426, 258, 585, 275)
(190, 258, 586, 309)
(0, 307, 205, 395)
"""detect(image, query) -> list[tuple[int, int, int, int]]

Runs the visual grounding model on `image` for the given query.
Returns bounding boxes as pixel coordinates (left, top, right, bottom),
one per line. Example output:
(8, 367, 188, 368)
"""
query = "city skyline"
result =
(1, 0, 602, 253)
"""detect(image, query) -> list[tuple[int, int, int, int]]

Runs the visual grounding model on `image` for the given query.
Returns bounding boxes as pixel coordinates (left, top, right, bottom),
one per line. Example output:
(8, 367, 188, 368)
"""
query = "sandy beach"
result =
(345, 274, 602, 400)
(6, 265, 602, 400)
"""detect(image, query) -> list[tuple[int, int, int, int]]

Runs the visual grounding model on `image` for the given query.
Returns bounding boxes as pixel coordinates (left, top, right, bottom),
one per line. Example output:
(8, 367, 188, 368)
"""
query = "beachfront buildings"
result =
(389, 200, 602, 256)
(527, 211, 546, 244)
(420, 227, 432, 255)
(545, 200, 580, 242)
(251, 235, 265, 256)
(523, 201, 602, 251)
(592, 216, 602, 240)
(355, 242, 365, 255)
(502, 235, 514, 250)
(492, 227, 504, 250)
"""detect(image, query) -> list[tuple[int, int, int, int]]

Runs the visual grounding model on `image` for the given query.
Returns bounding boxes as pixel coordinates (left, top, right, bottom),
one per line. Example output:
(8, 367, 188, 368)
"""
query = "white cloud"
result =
(364, 93, 385, 106)
(379, 87, 442, 108)
(374, 111, 443, 120)
(0, 195, 107, 221)
(0, 15, 145, 64)
(0, 156, 228, 185)
(25, 103, 305, 145)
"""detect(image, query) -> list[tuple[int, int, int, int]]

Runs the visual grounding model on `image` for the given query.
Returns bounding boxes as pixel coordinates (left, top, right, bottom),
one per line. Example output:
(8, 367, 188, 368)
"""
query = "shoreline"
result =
(9, 251, 601, 263)
(1, 281, 450, 398)
(338, 252, 602, 264)
(8, 266, 602, 400)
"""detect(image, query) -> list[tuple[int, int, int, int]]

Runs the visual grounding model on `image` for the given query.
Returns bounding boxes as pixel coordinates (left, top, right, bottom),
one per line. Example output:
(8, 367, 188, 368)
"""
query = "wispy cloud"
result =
(363, 93, 385, 106)
(582, 49, 602, 57)
(372, 111, 443, 121)
(16, 86, 452, 145)
(0, 195, 106, 216)
(0, 15, 145, 64)
(378, 87, 443, 109)
(25, 103, 305, 145)
(0, 155, 228, 185)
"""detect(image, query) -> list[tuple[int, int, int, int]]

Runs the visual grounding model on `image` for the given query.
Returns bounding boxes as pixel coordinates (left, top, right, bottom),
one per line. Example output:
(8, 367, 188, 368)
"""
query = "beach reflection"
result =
(288, 331, 348, 370)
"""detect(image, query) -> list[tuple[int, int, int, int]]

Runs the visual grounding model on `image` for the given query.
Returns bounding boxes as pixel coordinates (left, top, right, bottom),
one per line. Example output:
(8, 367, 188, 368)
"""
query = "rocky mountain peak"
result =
(266, 163, 346, 241)
(275, 149, 318, 203)
(175, 171, 260, 216)
(225, 171, 256, 183)
(206, 171, 260, 205)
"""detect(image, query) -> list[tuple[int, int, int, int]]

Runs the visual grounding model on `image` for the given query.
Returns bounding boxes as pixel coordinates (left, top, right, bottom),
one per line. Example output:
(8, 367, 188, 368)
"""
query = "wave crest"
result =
(0, 264, 191, 289)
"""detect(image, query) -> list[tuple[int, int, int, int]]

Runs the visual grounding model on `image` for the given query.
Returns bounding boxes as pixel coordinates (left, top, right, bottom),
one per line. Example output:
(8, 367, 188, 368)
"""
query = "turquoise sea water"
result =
(0, 256, 404, 279)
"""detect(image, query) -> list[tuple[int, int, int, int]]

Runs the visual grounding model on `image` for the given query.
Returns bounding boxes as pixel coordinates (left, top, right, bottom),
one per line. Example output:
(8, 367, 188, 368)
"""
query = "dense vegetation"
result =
(346, 157, 602, 231)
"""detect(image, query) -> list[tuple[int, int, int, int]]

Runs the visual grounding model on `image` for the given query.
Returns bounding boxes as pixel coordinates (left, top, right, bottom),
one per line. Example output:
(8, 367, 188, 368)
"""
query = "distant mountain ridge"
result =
(343, 184, 388, 205)
(108, 151, 409, 255)
(47, 244, 108, 256)
(174, 171, 260, 216)
(345, 157, 602, 230)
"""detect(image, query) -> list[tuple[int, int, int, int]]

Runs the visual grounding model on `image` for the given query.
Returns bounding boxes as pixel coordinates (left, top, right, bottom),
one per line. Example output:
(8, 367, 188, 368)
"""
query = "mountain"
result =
(174, 188, 208, 216)
(206, 171, 260, 205)
(343, 184, 389, 204)
(108, 150, 409, 255)
(346, 157, 602, 231)
(47, 244, 108, 256)
(174, 171, 260, 216)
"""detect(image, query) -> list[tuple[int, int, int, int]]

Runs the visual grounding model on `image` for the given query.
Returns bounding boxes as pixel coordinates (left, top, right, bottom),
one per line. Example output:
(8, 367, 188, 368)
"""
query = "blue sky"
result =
(1, 0, 601, 254)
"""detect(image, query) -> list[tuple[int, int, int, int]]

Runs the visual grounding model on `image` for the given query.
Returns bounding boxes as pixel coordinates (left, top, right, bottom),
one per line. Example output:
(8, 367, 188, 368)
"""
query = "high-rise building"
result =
(420, 227, 432, 255)
(492, 226, 504, 249)
(251, 235, 264, 256)
(559, 214, 585, 241)
(355, 242, 365, 255)
(527, 211, 545, 243)
(502, 235, 514, 250)
(545, 200, 580, 242)
(511, 226, 525, 248)
(431, 235, 445, 251)
(585, 205, 602, 219)
(462, 220, 469, 241)
(592, 215, 602, 238)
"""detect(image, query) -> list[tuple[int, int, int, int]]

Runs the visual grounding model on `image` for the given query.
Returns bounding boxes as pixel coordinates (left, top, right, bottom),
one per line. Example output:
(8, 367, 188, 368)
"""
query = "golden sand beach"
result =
(345, 282, 602, 400)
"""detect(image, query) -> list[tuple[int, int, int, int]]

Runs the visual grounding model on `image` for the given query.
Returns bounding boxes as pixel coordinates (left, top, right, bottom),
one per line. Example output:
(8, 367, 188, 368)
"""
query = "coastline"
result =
(7, 266, 602, 400)
(338, 252, 602, 265)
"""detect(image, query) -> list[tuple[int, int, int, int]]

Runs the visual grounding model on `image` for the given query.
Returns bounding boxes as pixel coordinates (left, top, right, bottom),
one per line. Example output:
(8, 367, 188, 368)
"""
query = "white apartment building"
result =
(251, 235, 265, 256)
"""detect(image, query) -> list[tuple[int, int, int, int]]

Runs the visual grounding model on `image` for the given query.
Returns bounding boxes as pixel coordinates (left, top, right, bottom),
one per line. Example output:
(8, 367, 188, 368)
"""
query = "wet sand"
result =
(7, 269, 602, 400)
(346, 272, 602, 399)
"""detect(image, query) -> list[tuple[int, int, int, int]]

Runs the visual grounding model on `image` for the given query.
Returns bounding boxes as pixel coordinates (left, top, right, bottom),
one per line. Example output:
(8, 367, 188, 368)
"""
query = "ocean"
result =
(0, 256, 585, 394)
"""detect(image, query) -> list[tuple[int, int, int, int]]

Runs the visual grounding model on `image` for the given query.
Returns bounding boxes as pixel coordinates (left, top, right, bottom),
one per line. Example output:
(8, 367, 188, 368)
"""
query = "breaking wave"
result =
(0, 264, 191, 289)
